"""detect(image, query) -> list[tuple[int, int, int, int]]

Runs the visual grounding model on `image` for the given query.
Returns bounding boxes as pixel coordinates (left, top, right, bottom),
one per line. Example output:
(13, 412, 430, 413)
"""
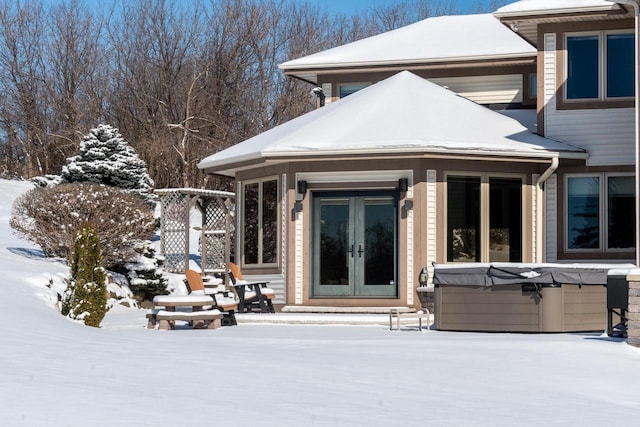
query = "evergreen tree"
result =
(61, 223, 108, 327)
(61, 124, 154, 202)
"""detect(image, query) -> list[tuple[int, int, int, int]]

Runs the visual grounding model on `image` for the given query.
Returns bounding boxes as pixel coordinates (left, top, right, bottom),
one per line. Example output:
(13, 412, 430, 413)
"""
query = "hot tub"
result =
(433, 263, 631, 333)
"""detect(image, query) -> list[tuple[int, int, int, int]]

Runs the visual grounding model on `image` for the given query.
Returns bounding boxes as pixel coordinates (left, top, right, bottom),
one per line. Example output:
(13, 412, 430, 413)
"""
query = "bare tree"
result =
(44, 0, 107, 171)
(0, 0, 474, 187)
(0, 2, 47, 178)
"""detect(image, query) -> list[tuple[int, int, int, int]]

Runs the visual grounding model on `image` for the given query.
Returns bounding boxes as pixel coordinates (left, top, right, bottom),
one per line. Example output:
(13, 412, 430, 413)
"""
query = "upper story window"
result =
(243, 177, 278, 266)
(566, 31, 634, 101)
(566, 174, 635, 252)
(338, 82, 370, 98)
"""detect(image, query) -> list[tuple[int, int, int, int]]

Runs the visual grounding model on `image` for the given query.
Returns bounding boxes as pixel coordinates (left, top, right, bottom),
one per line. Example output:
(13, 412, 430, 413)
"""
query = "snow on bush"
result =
(113, 241, 168, 303)
(33, 124, 155, 204)
(10, 183, 155, 269)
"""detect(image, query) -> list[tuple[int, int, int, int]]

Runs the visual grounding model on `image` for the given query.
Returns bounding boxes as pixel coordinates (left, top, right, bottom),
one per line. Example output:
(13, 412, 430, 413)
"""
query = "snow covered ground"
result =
(1, 178, 640, 426)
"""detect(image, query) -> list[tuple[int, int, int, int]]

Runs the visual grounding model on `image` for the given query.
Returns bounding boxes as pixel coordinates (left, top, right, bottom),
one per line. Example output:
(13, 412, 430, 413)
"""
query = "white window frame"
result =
(564, 30, 635, 102)
(444, 172, 526, 263)
(241, 176, 280, 267)
(564, 172, 635, 253)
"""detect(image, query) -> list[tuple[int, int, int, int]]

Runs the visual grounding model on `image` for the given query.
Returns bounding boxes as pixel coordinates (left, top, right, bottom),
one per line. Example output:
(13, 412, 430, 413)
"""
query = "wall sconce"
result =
(398, 178, 408, 193)
(297, 180, 307, 201)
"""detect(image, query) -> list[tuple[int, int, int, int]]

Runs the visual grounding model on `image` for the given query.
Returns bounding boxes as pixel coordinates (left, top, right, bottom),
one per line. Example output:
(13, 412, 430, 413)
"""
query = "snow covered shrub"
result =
(32, 174, 64, 188)
(47, 124, 154, 203)
(10, 183, 156, 268)
(61, 223, 107, 327)
(112, 241, 168, 304)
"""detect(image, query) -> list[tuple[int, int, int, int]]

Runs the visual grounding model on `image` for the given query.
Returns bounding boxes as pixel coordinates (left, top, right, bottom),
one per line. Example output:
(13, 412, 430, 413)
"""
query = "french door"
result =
(312, 192, 398, 297)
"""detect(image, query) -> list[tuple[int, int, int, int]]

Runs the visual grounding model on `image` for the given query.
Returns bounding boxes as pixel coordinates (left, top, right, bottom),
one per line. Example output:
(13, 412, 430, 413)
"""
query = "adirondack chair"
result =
(185, 269, 238, 326)
(226, 262, 275, 313)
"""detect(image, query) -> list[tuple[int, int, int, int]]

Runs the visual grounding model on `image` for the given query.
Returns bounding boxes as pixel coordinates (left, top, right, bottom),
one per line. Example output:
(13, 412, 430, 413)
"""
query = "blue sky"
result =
(301, 0, 519, 15)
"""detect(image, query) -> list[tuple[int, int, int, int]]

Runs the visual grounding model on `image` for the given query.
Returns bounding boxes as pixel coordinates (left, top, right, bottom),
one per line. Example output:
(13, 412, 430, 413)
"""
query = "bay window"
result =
(446, 174, 523, 263)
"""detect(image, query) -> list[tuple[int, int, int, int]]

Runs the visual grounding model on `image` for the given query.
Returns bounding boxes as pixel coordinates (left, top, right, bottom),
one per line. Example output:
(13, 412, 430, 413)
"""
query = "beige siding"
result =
(542, 32, 634, 166)
(435, 283, 607, 332)
(428, 74, 523, 104)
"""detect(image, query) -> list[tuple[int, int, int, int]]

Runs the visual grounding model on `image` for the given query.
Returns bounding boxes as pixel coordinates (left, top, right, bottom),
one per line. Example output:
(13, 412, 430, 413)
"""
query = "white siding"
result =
(321, 83, 332, 104)
(281, 174, 287, 301)
(242, 274, 285, 305)
(426, 170, 437, 287)
(406, 193, 414, 305)
(532, 174, 539, 262)
(545, 174, 558, 263)
(428, 74, 523, 104)
(543, 33, 634, 166)
(294, 210, 304, 304)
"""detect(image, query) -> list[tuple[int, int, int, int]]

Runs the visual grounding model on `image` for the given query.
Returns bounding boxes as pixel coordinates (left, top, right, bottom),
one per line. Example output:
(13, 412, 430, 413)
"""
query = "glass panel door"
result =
(313, 197, 352, 296)
(356, 196, 397, 296)
(312, 193, 397, 298)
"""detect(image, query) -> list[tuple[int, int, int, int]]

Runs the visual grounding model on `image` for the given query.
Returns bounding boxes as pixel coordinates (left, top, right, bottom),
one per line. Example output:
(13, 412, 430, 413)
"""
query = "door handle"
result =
(358, 244, 363, 258)
(347, 244, 354, 258)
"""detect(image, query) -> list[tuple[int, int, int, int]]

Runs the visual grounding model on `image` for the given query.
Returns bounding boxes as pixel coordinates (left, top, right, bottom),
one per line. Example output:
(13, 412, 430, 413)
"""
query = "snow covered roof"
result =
(198, 71, 586, 177)
(494, 0, 621, 17)
(279, 14, 536, 75)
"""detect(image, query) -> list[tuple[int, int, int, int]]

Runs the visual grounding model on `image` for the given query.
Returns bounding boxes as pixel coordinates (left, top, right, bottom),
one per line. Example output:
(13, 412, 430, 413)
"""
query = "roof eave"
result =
(278, 52, 537, 72)
(493, 4, 621, 19)
(259, 147, 587, 160)
(200, 147, 588, 178)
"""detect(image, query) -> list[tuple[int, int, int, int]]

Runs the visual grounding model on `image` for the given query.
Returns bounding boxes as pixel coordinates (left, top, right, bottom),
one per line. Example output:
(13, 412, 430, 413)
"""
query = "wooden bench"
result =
(389, 308, 431, 331)
(155, 309, 223, 330)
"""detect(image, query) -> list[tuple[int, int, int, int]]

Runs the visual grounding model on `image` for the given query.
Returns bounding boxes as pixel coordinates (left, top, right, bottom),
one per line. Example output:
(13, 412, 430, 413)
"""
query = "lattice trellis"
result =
(198, 196, 236, 275)
(156, 188, 235, 275)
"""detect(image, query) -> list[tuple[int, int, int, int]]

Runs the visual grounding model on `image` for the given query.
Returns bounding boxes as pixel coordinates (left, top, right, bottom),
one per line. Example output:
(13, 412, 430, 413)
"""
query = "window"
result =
(566, 31, 634, 101)
(338, 83, 370, 98)
(446, 174, 522, 263)
(566, 174, 635, 251)
(529, 73, 537, 99)
(243, 178, 278, 265)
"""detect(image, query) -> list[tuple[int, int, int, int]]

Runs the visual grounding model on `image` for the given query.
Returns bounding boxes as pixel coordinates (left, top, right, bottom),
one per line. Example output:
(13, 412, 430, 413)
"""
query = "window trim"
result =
(564, 172, 635, 253)
(241, 176, 280, 268)
(443, 172, 526, 263)
(563, 30, 634, 104)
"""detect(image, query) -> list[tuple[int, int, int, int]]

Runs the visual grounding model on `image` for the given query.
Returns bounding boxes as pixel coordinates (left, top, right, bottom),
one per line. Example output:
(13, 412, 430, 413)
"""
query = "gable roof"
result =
(279, 14, 536, 82)
(494, 0, 621, 17)
(198, 72, 586, 177)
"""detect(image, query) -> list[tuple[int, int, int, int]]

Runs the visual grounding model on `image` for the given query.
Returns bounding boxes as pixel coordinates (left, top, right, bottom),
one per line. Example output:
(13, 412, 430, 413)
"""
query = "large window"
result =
(447, 175, 522, 263)
(243, 178, 278, 265)
(566, 31, 634, 101)
(566, 174, 635, 251)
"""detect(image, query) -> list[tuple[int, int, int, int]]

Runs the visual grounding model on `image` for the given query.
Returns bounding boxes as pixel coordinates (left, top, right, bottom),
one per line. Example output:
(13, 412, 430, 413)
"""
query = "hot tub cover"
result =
(433, 263, 610, 286)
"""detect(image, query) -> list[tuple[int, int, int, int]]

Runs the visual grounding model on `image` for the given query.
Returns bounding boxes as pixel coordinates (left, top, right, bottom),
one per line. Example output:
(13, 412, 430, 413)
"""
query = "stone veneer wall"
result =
(628, 273, 640, 347)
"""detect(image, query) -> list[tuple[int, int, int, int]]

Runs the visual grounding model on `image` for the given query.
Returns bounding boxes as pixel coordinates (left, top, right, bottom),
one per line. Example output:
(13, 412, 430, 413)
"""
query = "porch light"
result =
(297, 180, 307, 199)
(398, 178, 408, 192)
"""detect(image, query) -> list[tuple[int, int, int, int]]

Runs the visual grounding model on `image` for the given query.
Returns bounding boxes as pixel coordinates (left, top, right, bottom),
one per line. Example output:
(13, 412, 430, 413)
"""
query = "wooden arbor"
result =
(155, 188, 235, 276)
